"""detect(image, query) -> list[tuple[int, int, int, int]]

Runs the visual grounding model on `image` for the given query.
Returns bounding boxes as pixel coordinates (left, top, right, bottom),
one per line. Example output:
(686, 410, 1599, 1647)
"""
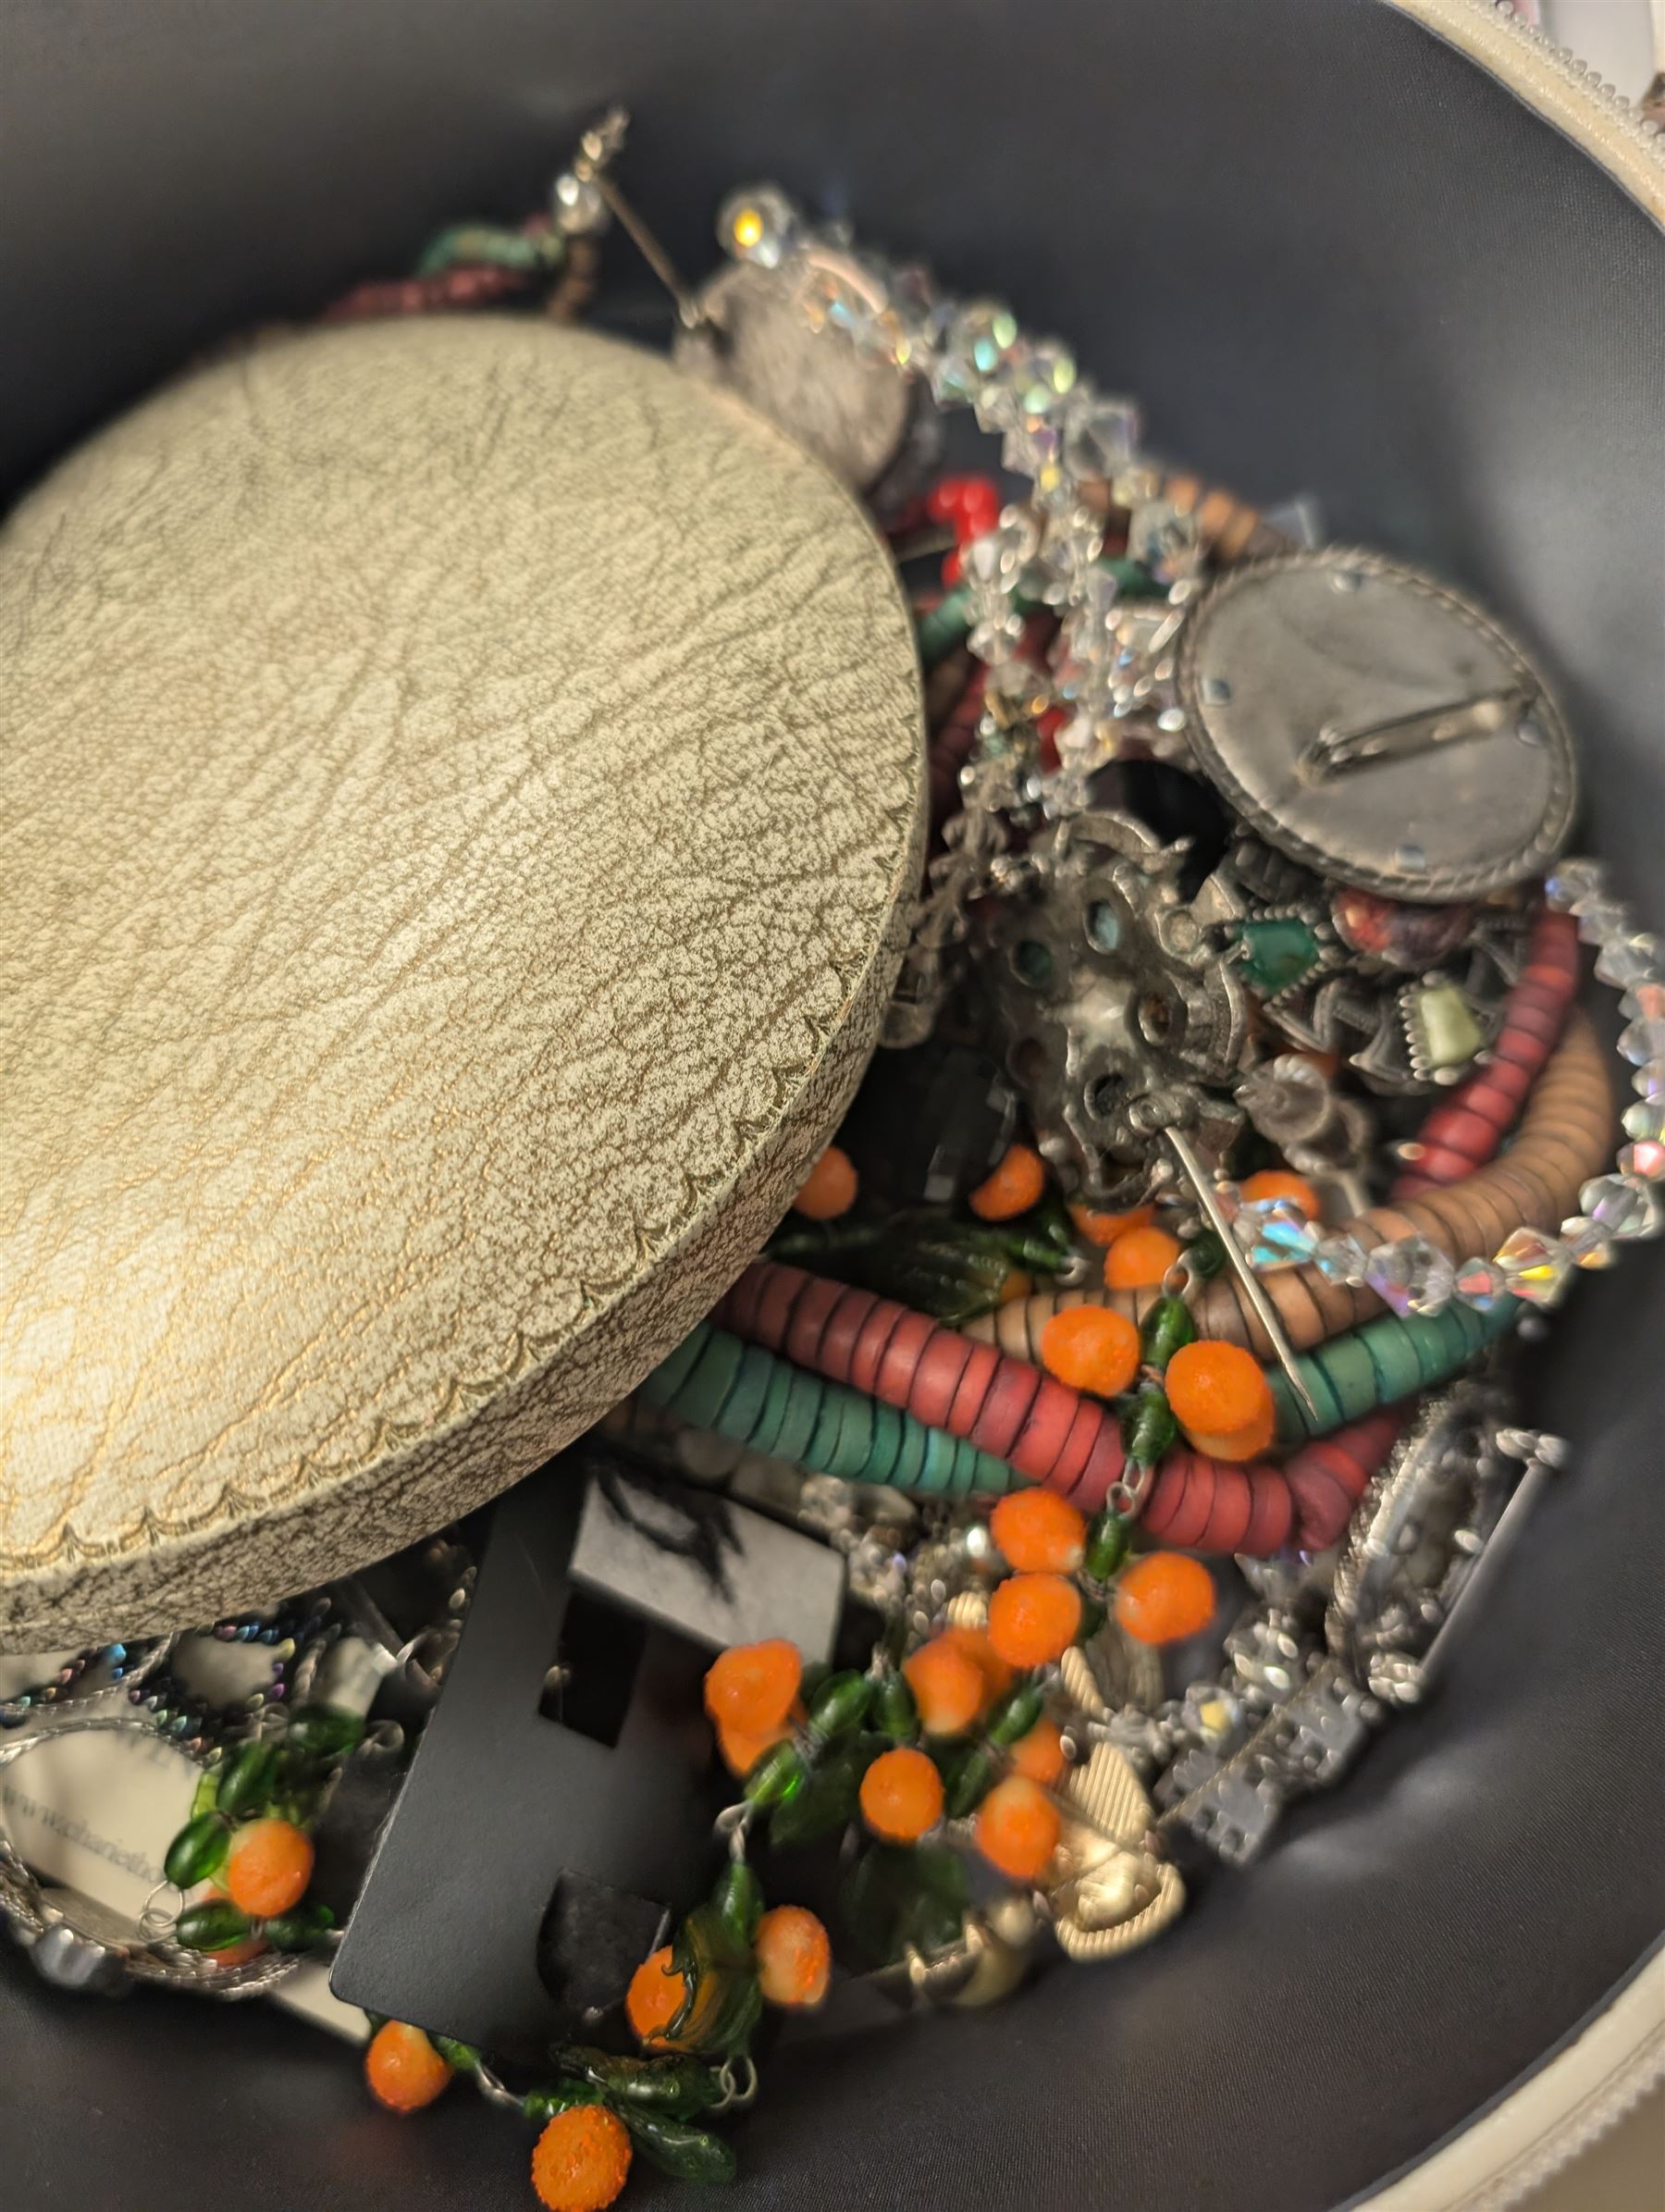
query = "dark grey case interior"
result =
(2, 3, 1661, 2206)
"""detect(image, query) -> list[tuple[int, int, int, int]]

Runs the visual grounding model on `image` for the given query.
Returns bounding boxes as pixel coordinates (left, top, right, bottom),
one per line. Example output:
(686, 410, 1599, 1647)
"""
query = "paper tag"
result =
(0, 1638, 383, 2043)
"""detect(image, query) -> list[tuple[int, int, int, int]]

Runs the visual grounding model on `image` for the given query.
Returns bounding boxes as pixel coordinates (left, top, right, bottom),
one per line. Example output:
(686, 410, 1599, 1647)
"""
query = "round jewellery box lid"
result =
(0, 315, 924, 1648)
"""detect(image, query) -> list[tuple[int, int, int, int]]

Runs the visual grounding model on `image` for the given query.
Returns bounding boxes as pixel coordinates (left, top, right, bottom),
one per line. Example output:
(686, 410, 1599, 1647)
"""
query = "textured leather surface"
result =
(0, 5, 1661, 2212)
(0, 317, 924, 1645)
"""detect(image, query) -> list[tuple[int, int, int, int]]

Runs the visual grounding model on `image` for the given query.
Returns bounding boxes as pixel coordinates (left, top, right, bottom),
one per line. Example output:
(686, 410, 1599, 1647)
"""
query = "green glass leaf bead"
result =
(620, 2110, 738, 2187)
(1140, 1294, 1196, 1373)
(1187, 1230, 1229, 1279)
(997, 1188, 1076, 1270)
(767, 1739, 868, 1848)
(942, 1745, 998, 1820)
(263, 1901, 338, 1953)
(742, 1739, 804, 1809)
(1076, 1592, 1107, 1645)
(163, 1810, 229, 1890)
(1084, 1509, 1131, 1583)
(841, 1841, 969, 1968)
(986, 1681, 1045, 1747)
(668, 1908, 765, 2054)
(873, 1672, 918, 1743)
(551, 2047, 725, 2119)
(284, 1704, 365, 1761)
(216, 1741, 279, 1819)
(807, 1670, 872, 1742)
(189, 1769, 220, 1820)
(712, 1860, 764, 1949)
(520, 2083, 599, 2122)
(175, 1898, 252, 1953)
(1121, 1384, 1178, 1470)
(429, 2036, 479, 2074)
(675, 1965, 764, 2060)
(1231, 917, 1324, 996)
(849, 1220, 1020, 1325)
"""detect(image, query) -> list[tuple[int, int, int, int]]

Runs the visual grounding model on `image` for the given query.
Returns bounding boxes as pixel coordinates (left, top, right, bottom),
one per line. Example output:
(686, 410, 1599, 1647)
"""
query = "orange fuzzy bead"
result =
(196, 1885, 268, 1968)
(987, 1573, 1083, 1670)
(704, 1639, 802, 1735)
(975, 1774, 1061, 1884)
(968, 1142, 1048, 1221)
(531, 2105, 634, 2212)
(1008, 1716, 1067, 1787)
(207, 1934, 267, 1968)
(1038, 1305, 1141, 1399)
(625, 1946, 690, 2047)
(1240, 1168, 1321, 1219)
(1068, 1202, 1154, 1248)
(793, 1144, 859, 1221)
(715, 1712, 794, 1778)
(364, 2020, 453, 2114)
(222, 1817, 314, 1920)
(1114, 1551, 1217, 1646)
(1183, 1402, 1276, 1462)
(1102, 1226, 1184, 1290)
(859, 1745, 944, 1841)
(991, 1488, 1089, 1574)
(756, 1905, 832, 2008)
(1165, 1340, 1276, 1462)
(939, 1624, 1014, 1708)
(903, 1636, 986, 1736)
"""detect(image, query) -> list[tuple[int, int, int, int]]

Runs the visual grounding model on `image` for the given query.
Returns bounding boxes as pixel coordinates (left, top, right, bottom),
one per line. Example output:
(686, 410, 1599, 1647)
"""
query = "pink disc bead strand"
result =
(716, 1260, 1400, 1551)
(1392, 906, 1580, 1197)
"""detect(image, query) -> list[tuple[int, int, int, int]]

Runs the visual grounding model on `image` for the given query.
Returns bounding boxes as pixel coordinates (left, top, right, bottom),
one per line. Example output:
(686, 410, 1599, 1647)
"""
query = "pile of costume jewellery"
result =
(5, 117, 1662, 2212)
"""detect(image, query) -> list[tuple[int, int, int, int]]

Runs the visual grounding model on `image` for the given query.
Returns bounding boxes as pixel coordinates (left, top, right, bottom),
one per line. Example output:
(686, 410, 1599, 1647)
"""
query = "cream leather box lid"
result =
(0, 316, 925, 1648)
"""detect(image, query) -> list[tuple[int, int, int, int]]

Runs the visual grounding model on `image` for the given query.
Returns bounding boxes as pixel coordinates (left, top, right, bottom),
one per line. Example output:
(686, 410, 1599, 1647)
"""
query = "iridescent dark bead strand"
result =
(129, 1601, 339, 1757)
(0, 1646, 100, 1728)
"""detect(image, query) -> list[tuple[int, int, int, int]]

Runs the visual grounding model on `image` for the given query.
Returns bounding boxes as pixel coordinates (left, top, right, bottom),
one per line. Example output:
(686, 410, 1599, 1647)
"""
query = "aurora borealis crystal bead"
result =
(1544, 859, 1605, 911)
(1558, 1216, 1616, 1270)
(1618, 1016, 1665, 1067)
(1232, 1197, 1318, 1270)
(931, 299, 1023, 410)
(1314, 1231, 1371, 1287)
(1062, 393, 1141, 482)
(1364, 1234, 1456, 1316)
(1013, 340, 1078, 422)
(1454, 1257, 1510, 1313)
(1594, 933, 1661, 991)
(1495, 1227, 1573, 1305)
(1578, 1172, 1664, 1242)
(1576, 899, 1627, 945)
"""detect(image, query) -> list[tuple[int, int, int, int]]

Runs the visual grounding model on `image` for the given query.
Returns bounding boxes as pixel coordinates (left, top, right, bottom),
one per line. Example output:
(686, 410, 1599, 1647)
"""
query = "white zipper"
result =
(1385, 0, 1665, 220)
